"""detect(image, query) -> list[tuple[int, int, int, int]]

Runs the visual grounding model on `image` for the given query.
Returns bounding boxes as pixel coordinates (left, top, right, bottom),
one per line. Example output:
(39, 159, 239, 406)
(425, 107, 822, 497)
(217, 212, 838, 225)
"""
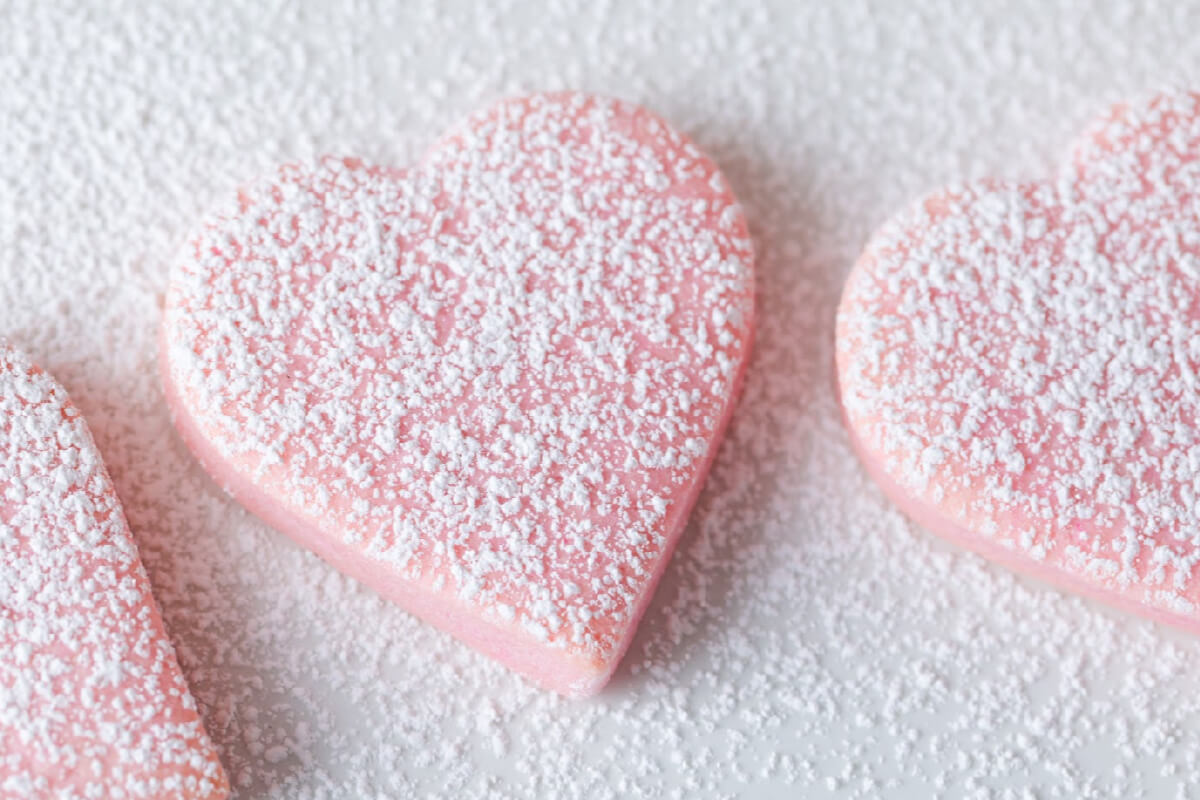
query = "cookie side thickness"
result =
(161, 92, 755, 695)
(837, 91, 1200, 631)
(0, 343, 228, 799)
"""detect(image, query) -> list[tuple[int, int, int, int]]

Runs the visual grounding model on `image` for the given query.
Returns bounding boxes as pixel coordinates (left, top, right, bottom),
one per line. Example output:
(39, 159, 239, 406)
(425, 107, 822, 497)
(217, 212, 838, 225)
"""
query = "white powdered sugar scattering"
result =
(5, 1, 1200, 797)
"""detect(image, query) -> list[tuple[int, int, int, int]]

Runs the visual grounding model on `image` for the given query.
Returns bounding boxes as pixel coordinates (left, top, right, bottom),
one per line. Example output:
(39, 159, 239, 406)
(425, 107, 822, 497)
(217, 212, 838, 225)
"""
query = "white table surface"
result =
(4, 1, 1200, 797)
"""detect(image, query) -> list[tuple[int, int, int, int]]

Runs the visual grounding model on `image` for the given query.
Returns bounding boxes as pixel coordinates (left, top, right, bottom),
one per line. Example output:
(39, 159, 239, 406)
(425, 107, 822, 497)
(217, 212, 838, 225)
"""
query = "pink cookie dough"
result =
(0, 343, 227, 799)
(837, 91, 1200, 631)
(161, 92, 755, 696)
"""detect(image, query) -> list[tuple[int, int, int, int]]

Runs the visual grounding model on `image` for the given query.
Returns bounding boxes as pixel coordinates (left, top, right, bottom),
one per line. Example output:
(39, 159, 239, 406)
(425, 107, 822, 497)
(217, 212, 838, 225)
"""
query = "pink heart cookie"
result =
(0, 343, 227, 799)
(162, 92, 754, 695)
(837, 91, 1200, 631)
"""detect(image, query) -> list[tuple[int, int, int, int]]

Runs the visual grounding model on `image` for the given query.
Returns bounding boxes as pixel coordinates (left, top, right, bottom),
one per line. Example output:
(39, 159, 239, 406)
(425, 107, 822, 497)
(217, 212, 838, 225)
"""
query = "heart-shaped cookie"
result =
(162, 92, 754, 695)
(0, 343, 227, 799)
(837, 91, 1200, 630)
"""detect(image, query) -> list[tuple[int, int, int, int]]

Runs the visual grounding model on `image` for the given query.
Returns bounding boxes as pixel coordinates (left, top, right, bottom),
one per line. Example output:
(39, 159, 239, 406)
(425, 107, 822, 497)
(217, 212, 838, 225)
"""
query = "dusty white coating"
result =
(0, 343, 226, 799)
(162, 92, 753, 688)
(8, 0, 1200, 797)
(838, 91, 1200, 621)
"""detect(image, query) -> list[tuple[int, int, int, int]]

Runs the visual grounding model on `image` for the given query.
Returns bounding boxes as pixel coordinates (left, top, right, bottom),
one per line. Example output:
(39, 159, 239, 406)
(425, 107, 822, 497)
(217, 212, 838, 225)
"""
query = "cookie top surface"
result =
(163, 92, 755, 668)
(838, 91, 1200, 615)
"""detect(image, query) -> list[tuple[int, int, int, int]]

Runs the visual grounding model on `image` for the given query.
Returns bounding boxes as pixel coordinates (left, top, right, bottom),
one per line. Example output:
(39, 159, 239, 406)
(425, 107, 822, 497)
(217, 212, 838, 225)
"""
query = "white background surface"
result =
(5, 1, 1200, 797)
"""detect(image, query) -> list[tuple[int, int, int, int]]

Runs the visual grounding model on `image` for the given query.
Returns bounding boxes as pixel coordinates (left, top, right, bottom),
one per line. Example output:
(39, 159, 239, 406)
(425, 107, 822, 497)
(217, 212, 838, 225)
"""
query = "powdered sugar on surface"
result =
(7, 0, 1200, 797)
(0, 343, 226, 799)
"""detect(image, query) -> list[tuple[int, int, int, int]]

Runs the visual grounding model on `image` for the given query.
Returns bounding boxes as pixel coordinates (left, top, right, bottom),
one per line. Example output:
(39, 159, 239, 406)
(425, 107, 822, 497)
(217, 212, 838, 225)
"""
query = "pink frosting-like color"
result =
(161, 92, 755, 695)
(0, 342, 228, 799)
(837, 91, 1200, 631)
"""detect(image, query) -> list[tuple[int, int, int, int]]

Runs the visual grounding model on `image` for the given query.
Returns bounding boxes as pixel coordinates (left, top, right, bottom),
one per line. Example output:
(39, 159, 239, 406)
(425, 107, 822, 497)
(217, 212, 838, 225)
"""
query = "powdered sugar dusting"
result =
(162, 93, 753, 690)
(838, 91, 1200, 623)
(8, 1, 1200, 797)
(0, 342, 226, 799)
